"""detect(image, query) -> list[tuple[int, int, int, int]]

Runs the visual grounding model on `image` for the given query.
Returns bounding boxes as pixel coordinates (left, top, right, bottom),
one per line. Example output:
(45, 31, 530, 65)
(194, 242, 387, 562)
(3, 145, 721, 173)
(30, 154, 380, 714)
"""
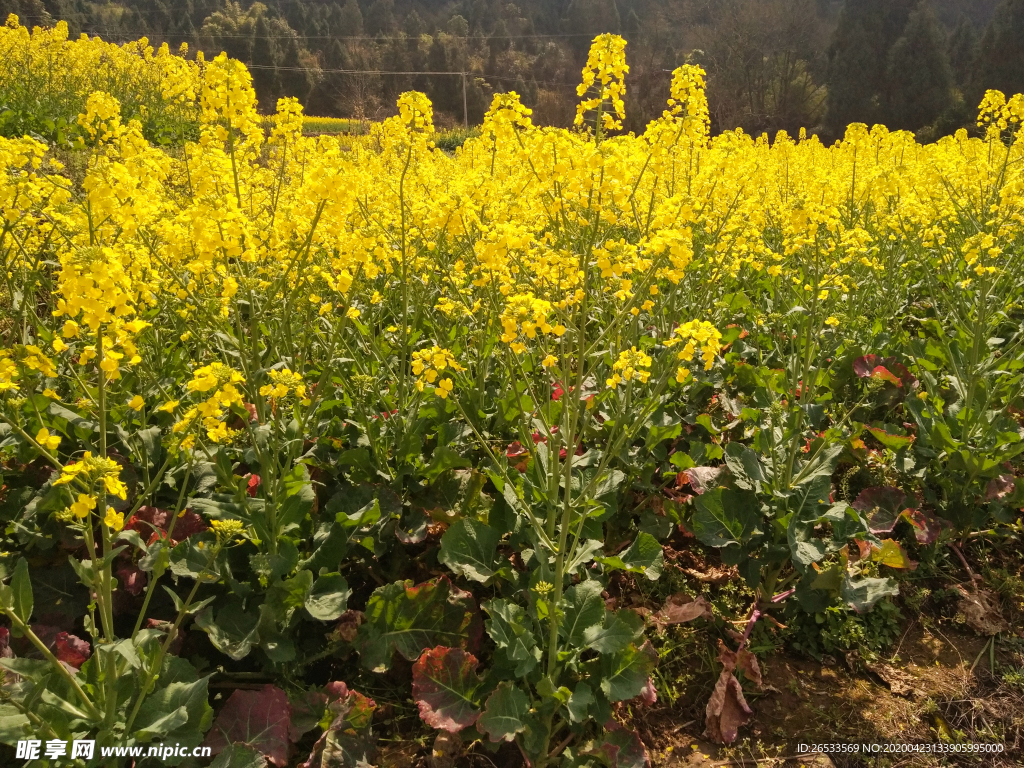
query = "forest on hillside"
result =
(1, 0, 1022, 141)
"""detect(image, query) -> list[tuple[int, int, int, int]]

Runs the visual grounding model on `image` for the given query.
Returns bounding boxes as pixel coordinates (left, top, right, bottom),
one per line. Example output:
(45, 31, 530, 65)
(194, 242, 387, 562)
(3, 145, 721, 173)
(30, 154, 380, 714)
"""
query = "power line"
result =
(11, 17, 598, 41)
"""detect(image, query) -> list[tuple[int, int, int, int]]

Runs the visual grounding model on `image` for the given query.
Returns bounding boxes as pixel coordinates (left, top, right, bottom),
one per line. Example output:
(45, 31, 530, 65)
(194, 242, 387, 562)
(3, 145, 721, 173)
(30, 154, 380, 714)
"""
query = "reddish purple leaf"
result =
(125, 506, 208, 546)
(704, 670, 753, 744)
(585, 723, 650, 768)
(902, 508, 949, 545)
(735, 648, 762, 688)
(986, 474, 1015, 501)
(853, 354, 881, 377)
(683, 467, 726, 494)
(301, 685, 377, 768)
(54, 632, 90, 669)
(852, 486, 908, 534)
(871, 366, 903, 387)
(412, 647, 482, 733)
(203, 684, 292, 767)
(655, 594, 713, 626)
(116, 564, 147, 596)
(638, 677, 658, 706)
(0, 627, 11, 658)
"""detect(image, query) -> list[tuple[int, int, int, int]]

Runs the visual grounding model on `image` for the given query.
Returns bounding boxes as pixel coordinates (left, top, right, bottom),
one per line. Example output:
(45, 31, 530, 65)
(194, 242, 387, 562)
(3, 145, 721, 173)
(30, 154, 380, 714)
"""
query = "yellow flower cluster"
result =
(607, 347, 652, 389)
(411, 346, 464, 398)
(0, 16, 200, 137)
(260, 369, 307, 402)
(575, 33, 628, 132)
(53, 451, 129, 500)
(500, 294, 565, 353)
(666, 321, 724, 382)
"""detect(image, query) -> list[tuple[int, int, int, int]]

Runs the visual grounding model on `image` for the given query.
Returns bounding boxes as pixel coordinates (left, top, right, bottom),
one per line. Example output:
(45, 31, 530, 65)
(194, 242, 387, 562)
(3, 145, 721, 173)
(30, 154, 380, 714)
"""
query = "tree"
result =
(447, 14, 469, 37)
(364, 0, 394, 37)
(885, 3, 954, 131)
(0, 0, 52, 26)
(945, 16, 978, 92)
(826, 0, 917, 136)
(336, 0, 363, 37)
(278, 35, 313, 103)
(250, 14, 280, 112)
(973, 0, 1024, 101)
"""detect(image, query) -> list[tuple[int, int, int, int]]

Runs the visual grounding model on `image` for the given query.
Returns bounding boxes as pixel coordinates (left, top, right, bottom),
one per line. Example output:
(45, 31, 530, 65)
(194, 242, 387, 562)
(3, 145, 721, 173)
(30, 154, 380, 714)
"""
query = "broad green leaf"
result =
(724, 443, 766, 491)
(412, 647, 482, 733)
(566, 682, 594, 723)
(691, 488, 760, 549)
(584, 609, 644, 654)
(424, 445, 472, 481)
(619, 533, 664, 580)
(355, 577, 479, 672)
(871, 539, 917, 570)
(600, 642, 657, 702)
(0, 703, 32, 743)
(559, 580, 604, 646)
(305, 573, 351, 621)
(477, 681, 529, 742)
(195, 600, 260, 661)
(278, 464, 315, 531)
(483, 599, 539, 677)
(840, 574, 898, 613)
(438, 518, 501, 583)
(133, 673, 213, 747)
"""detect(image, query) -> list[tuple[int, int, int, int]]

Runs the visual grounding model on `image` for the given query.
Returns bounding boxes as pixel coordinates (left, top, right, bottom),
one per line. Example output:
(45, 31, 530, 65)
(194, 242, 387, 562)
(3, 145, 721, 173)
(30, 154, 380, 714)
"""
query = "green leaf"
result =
(477, 682, 530, 742)
(209, 745, 269, 768)
(412, 647, 482, 732)
(305, 573, 351, 621)
(559, 580, 605, 646)
(278, 464, 315, 531)
(438, 518, 501, 583)
(483, 599, 539, 677)
(724, 443, 766, 491)
(566, 682, 594, 723)
(600, 642, 657, 702)
(425, 446, 472, 481)
(866, 427, 914, 451)
(584, 609, 645, 654)
(355, 577, 479, 673)
(0, 703, 32, 743)
(195, 599, 260, 661)
(691, 488, 760, 549)
(619, 533, 664, 580)
(840, 574, 898, 613)
(133, 672, 213, 747)
(10, 557, 33, 626)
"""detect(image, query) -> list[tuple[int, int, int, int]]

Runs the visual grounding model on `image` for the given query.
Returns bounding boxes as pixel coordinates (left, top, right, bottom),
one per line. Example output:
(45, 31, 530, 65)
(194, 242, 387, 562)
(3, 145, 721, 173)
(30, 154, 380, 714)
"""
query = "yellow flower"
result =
(159, 400, 180, 413)
(128, 395, 145, 410)
(435, 378, 454, 399)
(69, 494, 97, 519)
(541, 355, 558, 368)
(42, 389, 58, 399)
(52, 338, 68, 353)
(825, 316, 840, 327)
(103, 506, 124, 532)
(36, 428, 61, 451)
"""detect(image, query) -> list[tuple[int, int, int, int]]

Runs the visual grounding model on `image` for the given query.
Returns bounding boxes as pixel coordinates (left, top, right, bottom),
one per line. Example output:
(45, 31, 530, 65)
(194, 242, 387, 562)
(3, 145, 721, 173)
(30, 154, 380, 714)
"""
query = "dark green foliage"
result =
(825, 0, 917, 135)
(885, 3, 954, 130)
(973, 0, 1024, 103)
